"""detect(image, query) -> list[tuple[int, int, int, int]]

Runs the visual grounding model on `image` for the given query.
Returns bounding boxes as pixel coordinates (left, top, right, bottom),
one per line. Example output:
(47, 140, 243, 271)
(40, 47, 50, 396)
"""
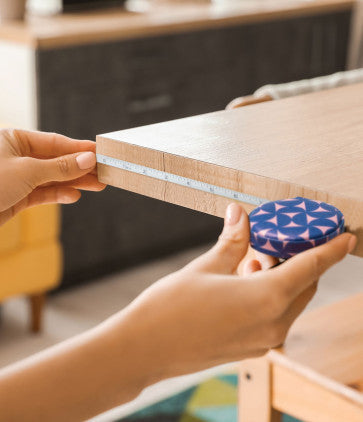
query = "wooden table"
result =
(97, 83, 363, 257)
(0, 0, 355, 287)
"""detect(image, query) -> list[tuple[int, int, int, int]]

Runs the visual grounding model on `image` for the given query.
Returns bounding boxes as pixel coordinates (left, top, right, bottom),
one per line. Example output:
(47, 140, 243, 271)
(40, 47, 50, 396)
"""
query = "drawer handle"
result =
(128, 94, 173, 113)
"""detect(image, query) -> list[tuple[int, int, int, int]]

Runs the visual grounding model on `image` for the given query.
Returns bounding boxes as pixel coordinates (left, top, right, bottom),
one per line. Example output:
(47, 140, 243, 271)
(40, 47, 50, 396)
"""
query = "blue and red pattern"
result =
(249, 197, 344, 259)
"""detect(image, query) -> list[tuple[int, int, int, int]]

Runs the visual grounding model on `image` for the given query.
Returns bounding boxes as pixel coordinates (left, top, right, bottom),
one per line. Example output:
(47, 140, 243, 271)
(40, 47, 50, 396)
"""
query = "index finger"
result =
(266, 233, 355, 302)
(13, 129, 95, 158)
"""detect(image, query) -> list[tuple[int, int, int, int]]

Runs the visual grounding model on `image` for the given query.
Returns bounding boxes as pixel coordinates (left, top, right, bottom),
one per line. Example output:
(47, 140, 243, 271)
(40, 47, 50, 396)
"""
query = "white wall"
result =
(0, 41, 37, 129)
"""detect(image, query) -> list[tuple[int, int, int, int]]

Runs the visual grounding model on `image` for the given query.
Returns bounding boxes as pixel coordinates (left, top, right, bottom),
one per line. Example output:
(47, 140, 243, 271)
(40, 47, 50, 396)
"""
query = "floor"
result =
(0, 245, 362, 421)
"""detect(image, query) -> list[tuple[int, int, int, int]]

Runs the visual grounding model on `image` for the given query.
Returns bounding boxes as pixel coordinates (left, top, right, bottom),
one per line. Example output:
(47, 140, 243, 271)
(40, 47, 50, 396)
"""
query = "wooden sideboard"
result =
(0, 0, 355, 48)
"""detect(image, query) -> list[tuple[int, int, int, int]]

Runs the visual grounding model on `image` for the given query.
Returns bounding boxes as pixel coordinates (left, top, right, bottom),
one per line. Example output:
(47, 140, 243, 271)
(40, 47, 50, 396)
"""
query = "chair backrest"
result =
(227, 68, 363, 109)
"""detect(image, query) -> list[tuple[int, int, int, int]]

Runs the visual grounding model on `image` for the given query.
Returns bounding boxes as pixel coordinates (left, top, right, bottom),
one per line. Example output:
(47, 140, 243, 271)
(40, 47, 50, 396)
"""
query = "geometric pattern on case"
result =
(249, 197, 345, 259)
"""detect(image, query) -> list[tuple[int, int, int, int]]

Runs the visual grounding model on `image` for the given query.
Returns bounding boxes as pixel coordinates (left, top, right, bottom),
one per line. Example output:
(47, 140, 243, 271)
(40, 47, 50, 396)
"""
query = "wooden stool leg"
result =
(239, 357, 281, 422)
(29, 293, 46, 333)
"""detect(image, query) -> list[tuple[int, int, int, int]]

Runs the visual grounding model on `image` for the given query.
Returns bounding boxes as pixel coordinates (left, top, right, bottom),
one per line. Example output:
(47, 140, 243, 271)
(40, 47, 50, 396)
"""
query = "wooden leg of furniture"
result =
(29, 292, 46, 333)
(239, 357, 282, 422)
(271, 362, 363, 422)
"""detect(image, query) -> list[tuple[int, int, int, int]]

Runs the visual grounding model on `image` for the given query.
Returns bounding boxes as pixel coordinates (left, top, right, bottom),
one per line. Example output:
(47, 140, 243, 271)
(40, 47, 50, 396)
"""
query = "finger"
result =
(267, 233, 356, 303)
(12, 129, 95, 158)
(0, 187, 81, 227)
(27, 187, 81, 207)
(254, 250, 279, 270)
(236, 245, 255, 276)
(243, 259, 262, 276)
(24, 152, 97, 186)
(41, 174, 106, 192)
(58, 178, 106, 192)
(188, 203, 250, 274)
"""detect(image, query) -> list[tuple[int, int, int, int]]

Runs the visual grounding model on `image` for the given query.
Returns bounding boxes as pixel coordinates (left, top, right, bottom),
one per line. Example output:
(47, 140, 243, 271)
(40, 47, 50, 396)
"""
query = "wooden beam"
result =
(239, 357, 281, 422)
(272, 364, 363, 422)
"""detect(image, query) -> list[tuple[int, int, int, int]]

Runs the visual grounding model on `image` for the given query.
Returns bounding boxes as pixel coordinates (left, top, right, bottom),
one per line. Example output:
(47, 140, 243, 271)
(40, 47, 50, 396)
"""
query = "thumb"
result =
(189, 203, 250, 274)
(26, 152, 96, 186)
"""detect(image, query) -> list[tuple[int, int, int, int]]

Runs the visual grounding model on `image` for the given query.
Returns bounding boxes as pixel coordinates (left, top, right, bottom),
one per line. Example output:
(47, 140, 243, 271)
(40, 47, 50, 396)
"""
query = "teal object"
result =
(120, 374, 302, 422)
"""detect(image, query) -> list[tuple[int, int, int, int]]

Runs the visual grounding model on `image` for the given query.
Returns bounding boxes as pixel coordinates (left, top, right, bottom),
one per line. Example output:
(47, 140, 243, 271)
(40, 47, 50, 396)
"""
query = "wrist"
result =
(100, 306, 167, 395)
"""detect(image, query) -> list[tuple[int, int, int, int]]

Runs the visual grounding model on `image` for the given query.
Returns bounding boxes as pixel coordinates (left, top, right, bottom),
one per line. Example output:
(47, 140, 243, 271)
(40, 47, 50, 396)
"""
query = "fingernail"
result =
(348, 235, 357, 253)
(226, 203, 242, 226)
(76, 152, 96, 170)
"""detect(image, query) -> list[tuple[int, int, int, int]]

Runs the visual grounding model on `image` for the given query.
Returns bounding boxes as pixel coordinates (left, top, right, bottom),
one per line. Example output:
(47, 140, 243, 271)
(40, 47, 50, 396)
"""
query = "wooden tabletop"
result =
(0, 0, 354, 49)
(97, 83, 363, 257)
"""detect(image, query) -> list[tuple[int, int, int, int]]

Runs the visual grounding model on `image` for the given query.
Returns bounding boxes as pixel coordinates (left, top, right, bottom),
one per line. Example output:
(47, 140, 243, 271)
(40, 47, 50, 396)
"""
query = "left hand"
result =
(0, 129, 106, 226)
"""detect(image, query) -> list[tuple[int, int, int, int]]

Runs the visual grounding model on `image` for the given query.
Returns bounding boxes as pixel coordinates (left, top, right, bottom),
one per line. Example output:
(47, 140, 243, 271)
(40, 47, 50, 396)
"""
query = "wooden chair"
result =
(239, 293, 363, 422)
(226, 68, 363, 110)
(228, 76, 363, 421)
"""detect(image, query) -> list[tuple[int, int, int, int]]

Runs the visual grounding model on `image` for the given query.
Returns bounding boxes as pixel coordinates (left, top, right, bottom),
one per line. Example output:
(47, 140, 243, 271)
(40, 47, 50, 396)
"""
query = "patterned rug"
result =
(119, 374, 300, 422)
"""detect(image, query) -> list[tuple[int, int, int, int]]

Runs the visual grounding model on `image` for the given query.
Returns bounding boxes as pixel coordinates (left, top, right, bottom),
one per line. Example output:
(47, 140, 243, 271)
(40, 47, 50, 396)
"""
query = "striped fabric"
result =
(254, 68, 363, 100)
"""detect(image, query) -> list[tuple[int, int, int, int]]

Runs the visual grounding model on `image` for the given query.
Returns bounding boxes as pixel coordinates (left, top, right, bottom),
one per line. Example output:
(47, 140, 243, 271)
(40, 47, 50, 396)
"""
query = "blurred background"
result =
(0, 1, 362, 421)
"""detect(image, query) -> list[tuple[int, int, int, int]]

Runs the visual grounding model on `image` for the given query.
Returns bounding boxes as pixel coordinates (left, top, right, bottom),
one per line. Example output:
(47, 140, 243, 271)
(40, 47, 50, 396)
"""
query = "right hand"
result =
(123, 203, 356, 382)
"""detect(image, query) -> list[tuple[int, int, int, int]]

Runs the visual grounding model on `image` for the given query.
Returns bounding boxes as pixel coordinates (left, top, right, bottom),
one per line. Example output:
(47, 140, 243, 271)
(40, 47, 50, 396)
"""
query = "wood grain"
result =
(0, 0, 354, 48)
(272, 364, 363, 421)
(238, 294, 363, 421)
(266, 293, 363, 421)
(97, 84, 363, 257)
(271, 293, 363, 394)
(239, 358, 281, 422)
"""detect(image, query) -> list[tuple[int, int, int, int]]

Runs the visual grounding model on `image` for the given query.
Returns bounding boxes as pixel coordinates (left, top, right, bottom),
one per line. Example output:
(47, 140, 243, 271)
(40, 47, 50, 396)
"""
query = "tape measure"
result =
(97, 154, 267, 207)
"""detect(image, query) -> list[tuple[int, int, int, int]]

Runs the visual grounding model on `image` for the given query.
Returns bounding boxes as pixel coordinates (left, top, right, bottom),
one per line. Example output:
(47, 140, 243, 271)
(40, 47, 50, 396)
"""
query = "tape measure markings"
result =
(97, 154, 267, 206)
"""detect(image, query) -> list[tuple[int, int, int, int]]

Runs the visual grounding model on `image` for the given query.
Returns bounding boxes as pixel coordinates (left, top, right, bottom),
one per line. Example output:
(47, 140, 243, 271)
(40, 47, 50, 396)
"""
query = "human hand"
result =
(0, 129, 105, 226)
(123, 203, 356, 382)
(0, 203, 356, 421)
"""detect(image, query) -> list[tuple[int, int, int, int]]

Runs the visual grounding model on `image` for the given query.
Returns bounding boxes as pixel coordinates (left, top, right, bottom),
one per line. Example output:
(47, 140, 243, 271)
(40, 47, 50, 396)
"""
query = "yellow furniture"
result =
(0, 123, 62, 332)
(0, 204, 62, 332)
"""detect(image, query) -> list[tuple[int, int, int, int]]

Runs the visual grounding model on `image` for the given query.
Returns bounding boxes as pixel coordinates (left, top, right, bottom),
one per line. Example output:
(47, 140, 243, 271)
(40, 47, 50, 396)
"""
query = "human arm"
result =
(0, 203, 356, 422)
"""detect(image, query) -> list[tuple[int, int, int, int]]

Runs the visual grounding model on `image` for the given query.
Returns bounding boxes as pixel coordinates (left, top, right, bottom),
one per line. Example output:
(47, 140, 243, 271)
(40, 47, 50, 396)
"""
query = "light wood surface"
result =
(271, 293, 363, 395)
(239, 358, 281, 422)
(238, 293, 363, 421)
(0, 0, 354, 48)
(269, 293, 363, 421)
(271, 363, 363, 421)
(97, 83, 363, 257)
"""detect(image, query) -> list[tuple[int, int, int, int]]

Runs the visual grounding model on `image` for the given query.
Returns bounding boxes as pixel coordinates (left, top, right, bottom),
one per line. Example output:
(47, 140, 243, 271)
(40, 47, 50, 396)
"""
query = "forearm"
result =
(0, 310, 155, 422)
